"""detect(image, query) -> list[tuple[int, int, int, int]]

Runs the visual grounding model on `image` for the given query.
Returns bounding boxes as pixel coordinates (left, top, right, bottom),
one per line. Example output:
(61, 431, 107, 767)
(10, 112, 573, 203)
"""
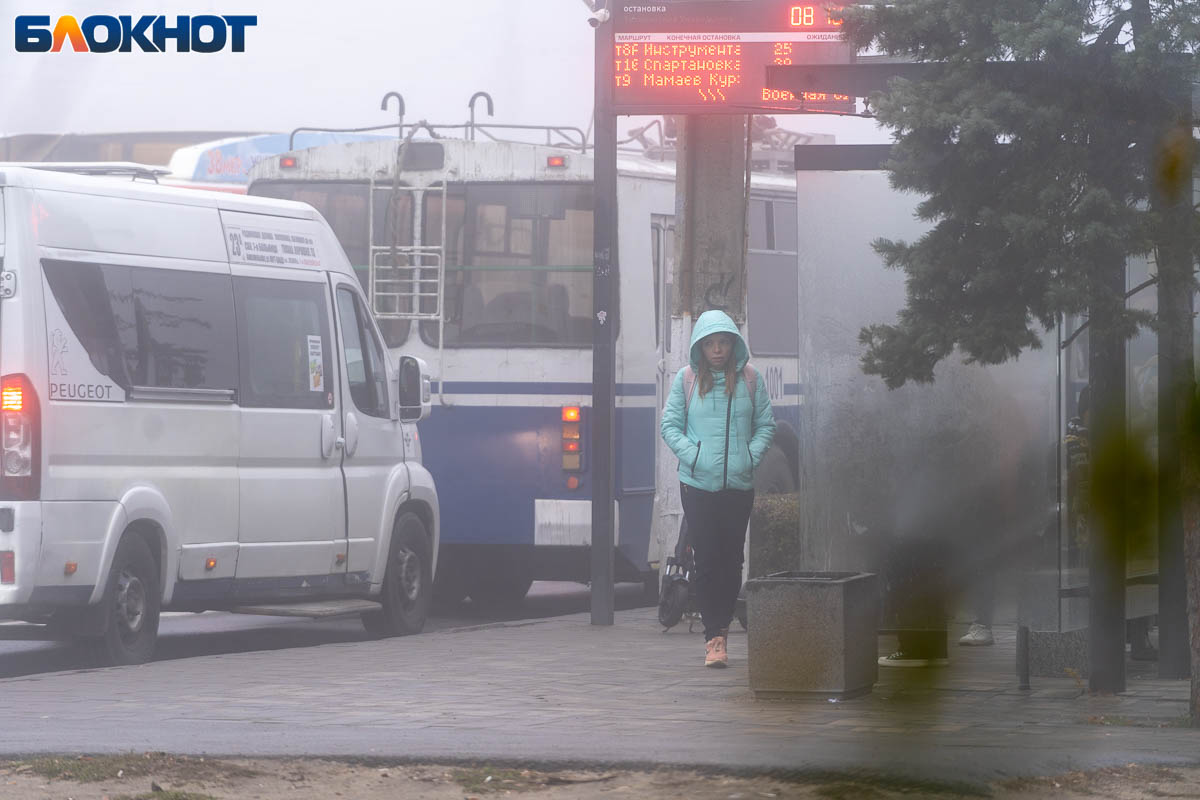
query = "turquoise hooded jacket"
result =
(660, 310, 777, 492)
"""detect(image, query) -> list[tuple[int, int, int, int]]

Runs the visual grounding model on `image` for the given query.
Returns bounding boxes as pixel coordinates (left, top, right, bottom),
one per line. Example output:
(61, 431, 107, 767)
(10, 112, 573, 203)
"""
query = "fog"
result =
(0, 0, 891, 145)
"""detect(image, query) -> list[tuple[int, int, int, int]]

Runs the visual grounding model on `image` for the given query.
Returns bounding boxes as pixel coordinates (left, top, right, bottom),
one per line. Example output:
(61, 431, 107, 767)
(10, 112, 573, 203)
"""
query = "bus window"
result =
(748, 198, 798, 356)
(249, 180, 412, 347)
(251, 181, 370, 267)
(749, 199, 771, 250)
(420, 184, 594, 348)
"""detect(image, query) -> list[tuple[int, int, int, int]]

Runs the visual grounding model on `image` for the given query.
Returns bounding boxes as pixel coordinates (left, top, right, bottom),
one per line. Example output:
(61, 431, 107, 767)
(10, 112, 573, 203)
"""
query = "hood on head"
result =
(689, 310, 749, 371)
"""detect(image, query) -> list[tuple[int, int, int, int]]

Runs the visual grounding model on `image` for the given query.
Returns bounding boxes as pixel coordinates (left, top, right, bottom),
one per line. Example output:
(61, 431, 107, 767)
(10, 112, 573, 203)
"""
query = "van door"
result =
(230, 263, 347, 589)
(329, 275, 404, 583)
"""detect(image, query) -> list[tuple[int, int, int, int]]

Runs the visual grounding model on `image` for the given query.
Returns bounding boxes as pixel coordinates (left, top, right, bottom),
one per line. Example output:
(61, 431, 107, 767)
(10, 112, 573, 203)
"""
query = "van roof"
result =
(0, 164, 318, 219)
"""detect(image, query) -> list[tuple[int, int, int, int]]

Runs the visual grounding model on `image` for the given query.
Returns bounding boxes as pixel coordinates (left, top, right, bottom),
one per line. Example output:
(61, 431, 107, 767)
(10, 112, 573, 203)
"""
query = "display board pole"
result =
(590, 9, 617, 626)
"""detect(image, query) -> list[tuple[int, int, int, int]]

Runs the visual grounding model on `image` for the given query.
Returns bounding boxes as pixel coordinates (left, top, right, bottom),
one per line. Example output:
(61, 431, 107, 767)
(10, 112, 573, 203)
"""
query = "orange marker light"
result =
(566, 476, 580, 490)
(562, 406, 581, 422)
(205, 558, 217, 571)
(563, 440, 580, 453)
(547, 155, 567, 168)
(279, 155, 297, 169)
(64, 561, 77, 576)
(2, 386, 23, 412)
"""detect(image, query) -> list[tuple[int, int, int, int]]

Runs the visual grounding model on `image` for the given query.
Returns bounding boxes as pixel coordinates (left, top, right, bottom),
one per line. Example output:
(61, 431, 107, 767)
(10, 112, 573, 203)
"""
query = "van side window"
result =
(128, 268, 237, 391)
(336, 288, 390, 419)
(42, 260, 134, 388)
(43, 260, 236, 391)
(234, 277, 335, 410)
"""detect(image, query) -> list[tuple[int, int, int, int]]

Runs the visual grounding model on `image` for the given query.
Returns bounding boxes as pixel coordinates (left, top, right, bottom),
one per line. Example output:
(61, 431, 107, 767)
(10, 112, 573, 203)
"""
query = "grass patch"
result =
(815, 782, 889, 800)
(1002, 764, 1185, 794)
(5, 753, 259, 784)
(113, 793, 218, 800)
(452, 766, 553, 793)
(1086, 714, 1192, 728)
(778, 770, 990, 798)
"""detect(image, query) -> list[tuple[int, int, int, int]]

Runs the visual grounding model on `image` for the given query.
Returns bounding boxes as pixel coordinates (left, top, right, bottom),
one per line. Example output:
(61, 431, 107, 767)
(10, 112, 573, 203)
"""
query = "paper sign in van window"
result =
(226, 224, 320, 268)
(307, 335, 324, 391)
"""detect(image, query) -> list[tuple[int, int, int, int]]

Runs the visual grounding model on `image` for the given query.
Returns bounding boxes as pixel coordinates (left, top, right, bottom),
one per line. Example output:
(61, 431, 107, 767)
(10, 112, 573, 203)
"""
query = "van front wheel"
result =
(362, 512, 432, 637)
(88, 535, 160, 666)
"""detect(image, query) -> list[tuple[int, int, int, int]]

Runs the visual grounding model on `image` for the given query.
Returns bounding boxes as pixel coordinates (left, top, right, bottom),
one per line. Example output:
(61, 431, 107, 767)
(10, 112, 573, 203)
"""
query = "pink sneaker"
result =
(705, 635, 728, 668)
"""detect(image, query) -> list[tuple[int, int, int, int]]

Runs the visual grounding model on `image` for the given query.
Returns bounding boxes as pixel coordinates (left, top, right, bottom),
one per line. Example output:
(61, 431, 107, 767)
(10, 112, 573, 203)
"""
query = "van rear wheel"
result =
(362, 512, 432, 637)
(88, 535, 160, 666)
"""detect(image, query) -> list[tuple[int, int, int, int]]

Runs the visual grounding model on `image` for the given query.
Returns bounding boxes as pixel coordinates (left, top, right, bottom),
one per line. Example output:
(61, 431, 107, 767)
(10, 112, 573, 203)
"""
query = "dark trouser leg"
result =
(973, 565, 996, 628)
(714, 488, 754, 634)
(890, 536, 948, 658)
(680, 483, 753, 641)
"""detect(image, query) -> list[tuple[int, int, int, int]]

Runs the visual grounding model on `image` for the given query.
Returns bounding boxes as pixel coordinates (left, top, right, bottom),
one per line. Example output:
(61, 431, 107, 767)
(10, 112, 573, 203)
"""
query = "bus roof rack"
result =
(288, 122, 589, 153)
(3, 162, 171, 181)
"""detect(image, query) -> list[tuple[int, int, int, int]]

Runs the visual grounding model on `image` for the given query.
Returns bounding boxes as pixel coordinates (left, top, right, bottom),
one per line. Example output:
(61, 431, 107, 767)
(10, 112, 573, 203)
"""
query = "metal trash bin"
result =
(746, 571, 879, 698)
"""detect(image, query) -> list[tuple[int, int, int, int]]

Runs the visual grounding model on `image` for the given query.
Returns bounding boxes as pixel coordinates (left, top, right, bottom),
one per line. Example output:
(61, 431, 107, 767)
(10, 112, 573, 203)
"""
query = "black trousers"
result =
(680, 483, 754, 641)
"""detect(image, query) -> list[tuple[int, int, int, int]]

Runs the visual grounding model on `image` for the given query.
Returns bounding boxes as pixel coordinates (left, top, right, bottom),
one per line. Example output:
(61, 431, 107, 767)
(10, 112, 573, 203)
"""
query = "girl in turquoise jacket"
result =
(660, 310, 776, 667)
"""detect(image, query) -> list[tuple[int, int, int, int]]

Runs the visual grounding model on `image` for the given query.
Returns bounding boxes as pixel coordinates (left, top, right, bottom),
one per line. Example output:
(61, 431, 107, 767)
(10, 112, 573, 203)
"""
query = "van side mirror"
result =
(398, 355, 431, 422)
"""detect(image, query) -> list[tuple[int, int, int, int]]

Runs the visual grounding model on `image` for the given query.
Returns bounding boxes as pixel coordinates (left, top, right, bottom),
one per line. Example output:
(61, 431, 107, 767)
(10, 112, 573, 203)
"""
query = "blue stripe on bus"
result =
(419, 404, 654, 569)
(431, 381, 656, 397)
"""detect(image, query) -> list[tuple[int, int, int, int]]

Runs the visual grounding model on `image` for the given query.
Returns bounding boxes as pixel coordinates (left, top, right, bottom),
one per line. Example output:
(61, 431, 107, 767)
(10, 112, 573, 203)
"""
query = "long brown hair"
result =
(698, 360, 738, 398)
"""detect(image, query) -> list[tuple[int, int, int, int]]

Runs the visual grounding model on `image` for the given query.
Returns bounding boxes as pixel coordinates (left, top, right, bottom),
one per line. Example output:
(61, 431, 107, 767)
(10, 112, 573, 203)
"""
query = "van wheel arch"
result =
(123, 519, 168, 597)
(401, 500, 435, 550)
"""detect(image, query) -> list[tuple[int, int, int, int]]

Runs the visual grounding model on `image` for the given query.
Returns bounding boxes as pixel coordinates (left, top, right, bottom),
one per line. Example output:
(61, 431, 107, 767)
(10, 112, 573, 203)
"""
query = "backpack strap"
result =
(741, 363, 758, 439)
(682, 365, 697, 433)
(741, 364, 757, 392)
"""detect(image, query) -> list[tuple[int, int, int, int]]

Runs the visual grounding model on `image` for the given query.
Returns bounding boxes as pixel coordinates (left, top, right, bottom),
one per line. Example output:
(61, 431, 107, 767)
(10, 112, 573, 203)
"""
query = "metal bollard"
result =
(1016, 625, 1031, 690)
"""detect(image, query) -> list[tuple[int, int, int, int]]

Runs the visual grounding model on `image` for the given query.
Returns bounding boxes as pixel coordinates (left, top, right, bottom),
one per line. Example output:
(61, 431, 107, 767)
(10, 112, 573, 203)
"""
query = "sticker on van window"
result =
(41, 274, 124, 403)
(225, 224, 321, 268)
(307, 335, 324, 392)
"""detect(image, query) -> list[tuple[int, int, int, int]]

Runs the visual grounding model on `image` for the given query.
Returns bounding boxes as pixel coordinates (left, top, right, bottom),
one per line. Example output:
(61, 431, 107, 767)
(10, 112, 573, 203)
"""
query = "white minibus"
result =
(0, 165, 439, 664)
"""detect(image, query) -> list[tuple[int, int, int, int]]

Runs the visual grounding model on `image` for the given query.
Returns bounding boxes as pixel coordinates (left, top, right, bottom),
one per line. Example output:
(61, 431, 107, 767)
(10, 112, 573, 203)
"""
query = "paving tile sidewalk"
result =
(0, 606, 1196, 787)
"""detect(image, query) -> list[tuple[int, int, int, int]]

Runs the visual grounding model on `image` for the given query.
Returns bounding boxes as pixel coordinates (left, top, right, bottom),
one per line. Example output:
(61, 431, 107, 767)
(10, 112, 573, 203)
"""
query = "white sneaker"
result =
(877, 651, 949, 667)
(958, 623, 994, 646)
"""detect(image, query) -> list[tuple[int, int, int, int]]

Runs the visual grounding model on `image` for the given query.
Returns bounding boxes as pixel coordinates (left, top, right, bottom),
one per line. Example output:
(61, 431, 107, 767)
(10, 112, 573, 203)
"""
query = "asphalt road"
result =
(0, 581, 653, 679)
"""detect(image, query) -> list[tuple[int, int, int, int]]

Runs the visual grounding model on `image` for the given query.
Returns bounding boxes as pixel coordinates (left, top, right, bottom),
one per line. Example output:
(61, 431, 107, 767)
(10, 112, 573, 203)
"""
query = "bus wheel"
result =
(468, 569, 533, 609)
(432, 566, 470, 609)
(362, 512, 432, 637)
(88, 535, 160, 666)
(641, 569, 662, 605)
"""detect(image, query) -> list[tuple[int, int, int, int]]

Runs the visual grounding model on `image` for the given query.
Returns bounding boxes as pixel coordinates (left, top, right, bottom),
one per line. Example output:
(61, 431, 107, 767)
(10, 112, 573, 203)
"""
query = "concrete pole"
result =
(672, 115, 750, 324)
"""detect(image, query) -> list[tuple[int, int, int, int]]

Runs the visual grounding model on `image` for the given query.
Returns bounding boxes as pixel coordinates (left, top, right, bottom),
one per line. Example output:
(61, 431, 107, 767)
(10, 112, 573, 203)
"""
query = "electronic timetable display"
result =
(611, 1, 856, 114)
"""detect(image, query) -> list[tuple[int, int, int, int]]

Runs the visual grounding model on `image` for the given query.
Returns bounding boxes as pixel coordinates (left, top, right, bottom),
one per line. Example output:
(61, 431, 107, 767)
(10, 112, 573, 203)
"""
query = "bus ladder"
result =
(367, 181, 446, 322)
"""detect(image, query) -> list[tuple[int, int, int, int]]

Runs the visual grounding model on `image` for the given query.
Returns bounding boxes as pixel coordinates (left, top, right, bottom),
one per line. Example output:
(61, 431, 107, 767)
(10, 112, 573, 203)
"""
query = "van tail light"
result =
(0, 551, 13, 584)
(0, 374, 40, 501)
(561, 407, 583, 472)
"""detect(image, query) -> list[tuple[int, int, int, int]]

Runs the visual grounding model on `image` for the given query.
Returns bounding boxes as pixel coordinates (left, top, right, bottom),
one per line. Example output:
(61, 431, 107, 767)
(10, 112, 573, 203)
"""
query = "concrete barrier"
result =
(746, 571, 879, 698)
